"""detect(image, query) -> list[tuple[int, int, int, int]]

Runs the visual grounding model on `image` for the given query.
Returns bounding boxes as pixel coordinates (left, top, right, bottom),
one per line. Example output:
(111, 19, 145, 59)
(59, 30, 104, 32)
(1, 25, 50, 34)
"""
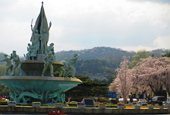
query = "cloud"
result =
(119, 45, 155, 52)
(0, 0, 170, 56)
(153, 36, 170, 49)
(129, 0, 170, 4)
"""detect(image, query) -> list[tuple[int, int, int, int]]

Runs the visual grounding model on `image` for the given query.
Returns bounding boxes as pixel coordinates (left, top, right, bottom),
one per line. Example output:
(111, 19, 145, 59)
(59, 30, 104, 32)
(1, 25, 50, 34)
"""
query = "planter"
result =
(134, 106, 140, 109)
(166, 106, 170, 109)
(118, 105, 125, 109)
(32, 102, 41, 107)
(126, 105, 134, 109)
(159, 105, 164, 109)
(7, 101, 16, 106)
(99, 105, 106, 108)
(154, 104, 160, 109)
(55, 104, 63, 108)
(148, 106, 154, 109)
(106, 105, 118, 108)
(32, 103, 41, 107)
(77, 104, 85, 108)
(165, 103, 170, 109)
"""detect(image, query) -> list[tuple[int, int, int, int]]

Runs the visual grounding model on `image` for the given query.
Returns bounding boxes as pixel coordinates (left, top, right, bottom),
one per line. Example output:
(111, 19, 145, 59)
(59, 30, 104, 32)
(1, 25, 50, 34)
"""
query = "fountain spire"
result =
(30, 2, 51, 54)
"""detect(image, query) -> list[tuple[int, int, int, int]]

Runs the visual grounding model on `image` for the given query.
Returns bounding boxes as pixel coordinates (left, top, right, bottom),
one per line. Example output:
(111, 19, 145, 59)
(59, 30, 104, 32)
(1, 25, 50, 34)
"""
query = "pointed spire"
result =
(30, 2, 50, 54)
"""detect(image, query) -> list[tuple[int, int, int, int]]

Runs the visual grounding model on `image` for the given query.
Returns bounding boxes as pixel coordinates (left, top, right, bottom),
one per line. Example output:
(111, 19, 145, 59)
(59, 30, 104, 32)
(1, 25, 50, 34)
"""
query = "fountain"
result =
(0, 2, 82, 104)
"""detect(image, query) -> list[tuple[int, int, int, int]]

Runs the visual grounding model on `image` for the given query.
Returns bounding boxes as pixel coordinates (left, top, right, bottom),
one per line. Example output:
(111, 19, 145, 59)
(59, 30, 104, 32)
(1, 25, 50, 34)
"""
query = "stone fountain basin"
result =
(0, 76, 82, 92)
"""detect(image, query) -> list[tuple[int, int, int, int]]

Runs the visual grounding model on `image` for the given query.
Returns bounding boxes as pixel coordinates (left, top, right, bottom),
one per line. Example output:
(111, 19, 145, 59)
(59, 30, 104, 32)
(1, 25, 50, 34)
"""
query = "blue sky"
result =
(0, 0, 170, 56)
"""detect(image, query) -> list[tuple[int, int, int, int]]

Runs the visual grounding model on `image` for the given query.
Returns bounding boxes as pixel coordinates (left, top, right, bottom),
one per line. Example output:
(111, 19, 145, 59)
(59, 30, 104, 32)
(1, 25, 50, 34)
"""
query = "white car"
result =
(118, 98, 137, 103)
(137, 99, 147, 106)
(163, 97, 170, 104)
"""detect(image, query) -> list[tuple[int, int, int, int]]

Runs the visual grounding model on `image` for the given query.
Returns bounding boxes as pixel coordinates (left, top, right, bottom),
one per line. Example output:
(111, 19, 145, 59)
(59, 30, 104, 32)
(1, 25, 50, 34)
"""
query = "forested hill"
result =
(55, 47, 135, 61)
(55, 47, 169, 61)
(55, 47, 170, 79)
(0, 47, 169, 80)
(55, 47, 136, 78)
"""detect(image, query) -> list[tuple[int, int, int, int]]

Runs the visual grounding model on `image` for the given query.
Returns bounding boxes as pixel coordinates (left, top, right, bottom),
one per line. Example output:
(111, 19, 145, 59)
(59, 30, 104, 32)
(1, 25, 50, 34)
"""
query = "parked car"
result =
(118, 98, 137, 104)
(163, 97, 170, 104)
(136, 99, 147, 106)
(149, 96, 166, 105)
(131, 98, 138, 105)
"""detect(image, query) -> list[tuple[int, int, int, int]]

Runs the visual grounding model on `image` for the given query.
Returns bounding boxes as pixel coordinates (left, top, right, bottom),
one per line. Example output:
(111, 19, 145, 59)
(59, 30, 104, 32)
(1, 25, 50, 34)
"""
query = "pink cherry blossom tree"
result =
(131, 57, 170, 97)
(114, 56, 133, 103)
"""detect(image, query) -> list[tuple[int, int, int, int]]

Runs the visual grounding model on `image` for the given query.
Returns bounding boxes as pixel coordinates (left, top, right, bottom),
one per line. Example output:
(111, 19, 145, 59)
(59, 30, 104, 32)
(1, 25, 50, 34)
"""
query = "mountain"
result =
(55, 47, 135, 61)
(0, 47, 169, 80)
(55, 47, 170, 80)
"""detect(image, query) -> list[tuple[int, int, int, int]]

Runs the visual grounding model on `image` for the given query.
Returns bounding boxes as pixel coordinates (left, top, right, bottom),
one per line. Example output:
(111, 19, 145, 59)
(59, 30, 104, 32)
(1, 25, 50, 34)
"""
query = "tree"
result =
(129, 50, 149, 68)
(113, 56, 133, 103)
(65, 76, 108, 101)
(130, 57, 170, 97)
(162, 52, 170, 57)
(108, 82, 117, 92)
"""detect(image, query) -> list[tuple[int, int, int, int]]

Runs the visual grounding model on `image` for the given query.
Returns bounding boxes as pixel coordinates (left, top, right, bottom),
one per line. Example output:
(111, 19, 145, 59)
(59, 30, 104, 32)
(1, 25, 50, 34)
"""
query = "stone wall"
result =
(0, 105, 169, 114)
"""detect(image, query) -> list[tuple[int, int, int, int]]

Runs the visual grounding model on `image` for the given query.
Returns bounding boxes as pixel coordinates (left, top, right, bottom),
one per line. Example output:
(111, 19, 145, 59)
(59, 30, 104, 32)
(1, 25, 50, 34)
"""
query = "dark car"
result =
(149, 96, 166, 105)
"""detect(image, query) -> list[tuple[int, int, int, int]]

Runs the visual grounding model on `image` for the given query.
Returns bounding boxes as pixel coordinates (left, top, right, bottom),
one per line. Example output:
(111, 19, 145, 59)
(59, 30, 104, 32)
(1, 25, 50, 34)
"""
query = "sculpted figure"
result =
(0, 54, 13, 76)
(67, 53, 79, 78)
(46, 43, 54, 55)
(24, 43, 31, 60)
(42, 51, 54, 77)
(58, 58, 68, 77)
(29, 43, 38, 60)
(9, 91, 17, 101)
(40, 22, 52, 54)
(10, 50, 22, 76)
(30, 23, 41, 53)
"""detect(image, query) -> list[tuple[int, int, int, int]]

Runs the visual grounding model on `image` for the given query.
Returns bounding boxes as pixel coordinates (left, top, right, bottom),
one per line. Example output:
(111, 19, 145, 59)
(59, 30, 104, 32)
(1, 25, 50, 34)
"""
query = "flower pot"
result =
(165, 103, 170, 109)
(148, 106, 154, 109)
(55, 104, 63, 108)
(7, 101, 16, 106)
(135, 106, 140, 109)
(77, 104, 85, 108)
(32, 102, 41, 107)
(32, 103, 41, 107)
(159, 105, 164, 109)
(154, 104, 160, 109)
(166, 106, 170, 109)
(99, 105, 106, 108)
(118, 105, 125, 109)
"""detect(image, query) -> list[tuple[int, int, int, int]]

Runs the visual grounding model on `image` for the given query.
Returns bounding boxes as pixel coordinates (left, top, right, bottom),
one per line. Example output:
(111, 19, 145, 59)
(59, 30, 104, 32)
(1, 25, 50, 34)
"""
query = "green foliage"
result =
(0, 101, 7, 105)
(129, 50, 149, 68)
(66, 76, 109, 101)
(0, 65, 6, 76)
(162, 52, 170, 57)
(0, 90, 11, 95)
(67, 103, 77, 107)
(0, 65, 11, 94)
(106, 104, 118, 107)
(54, 47, 169, 81)
(98, 97, 110, 102)
(17, 103, 32, 106)
(93, 75, 116, 86)
(150, 49, 170, 57)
